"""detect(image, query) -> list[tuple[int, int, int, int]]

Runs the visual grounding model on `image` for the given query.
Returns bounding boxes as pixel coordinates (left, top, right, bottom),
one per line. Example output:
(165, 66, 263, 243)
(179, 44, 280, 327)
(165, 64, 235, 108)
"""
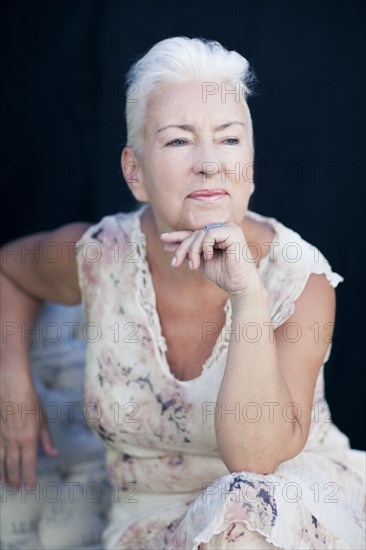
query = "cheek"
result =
(223, 158, 253, 188)
(156, 165, 187, 199)
(243, 162, 254, 187)
(238, 148, 254, 186)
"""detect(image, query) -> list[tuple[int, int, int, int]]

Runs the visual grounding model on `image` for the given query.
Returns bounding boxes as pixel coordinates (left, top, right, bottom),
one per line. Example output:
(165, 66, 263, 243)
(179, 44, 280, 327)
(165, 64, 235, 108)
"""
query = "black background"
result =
(1, 0, 365, 450)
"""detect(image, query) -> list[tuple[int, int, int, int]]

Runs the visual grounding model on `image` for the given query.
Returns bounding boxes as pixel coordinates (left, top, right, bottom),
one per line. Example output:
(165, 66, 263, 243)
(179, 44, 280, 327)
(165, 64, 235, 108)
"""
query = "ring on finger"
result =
(203, 222, 224, 232)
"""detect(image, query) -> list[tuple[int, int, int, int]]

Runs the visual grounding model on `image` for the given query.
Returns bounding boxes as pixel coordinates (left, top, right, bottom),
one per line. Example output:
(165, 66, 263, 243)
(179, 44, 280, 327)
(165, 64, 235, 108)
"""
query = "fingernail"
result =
(160, 233, 169, 237)
(171, 256, 177, 267)
(189, 260, 193, 270)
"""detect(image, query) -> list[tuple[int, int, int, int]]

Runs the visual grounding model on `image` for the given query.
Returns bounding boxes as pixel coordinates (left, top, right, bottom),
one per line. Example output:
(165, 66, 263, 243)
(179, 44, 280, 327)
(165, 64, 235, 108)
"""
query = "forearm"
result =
(0, 271, 44, 372)
(215, 284, 302, 474)
(0, 272, 57, 489)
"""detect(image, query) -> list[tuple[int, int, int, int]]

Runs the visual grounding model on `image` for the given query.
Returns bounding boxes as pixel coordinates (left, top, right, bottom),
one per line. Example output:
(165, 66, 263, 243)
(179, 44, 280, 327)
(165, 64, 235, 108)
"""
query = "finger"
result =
(5, 445, 20, 489)
(160, 230, 192, 242)
(39, 423, 58, 457)
(188, 230, 210, 269)
(190, 228, 229, 268)
(201, 226, 236, 257)
(201, 233, 224, 260)
(162, 242, 180, 252)
(171, 231, 199, 267)
(21, 437, 37, 489)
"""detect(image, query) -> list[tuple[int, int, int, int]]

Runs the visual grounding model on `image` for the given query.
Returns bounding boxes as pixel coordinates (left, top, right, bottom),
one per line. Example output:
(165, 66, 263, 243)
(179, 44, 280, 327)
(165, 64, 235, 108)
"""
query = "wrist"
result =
(230, 282, 269, 314)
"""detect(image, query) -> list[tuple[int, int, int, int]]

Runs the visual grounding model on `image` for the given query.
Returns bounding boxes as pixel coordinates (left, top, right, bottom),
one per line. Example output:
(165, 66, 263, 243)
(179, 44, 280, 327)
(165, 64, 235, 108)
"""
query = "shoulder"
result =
(243, 209, 344, 326)
(75, 208, 144, 290)
(243, 208, 298, 254)
(243, 209, 343, 279)
(76, 209, 140, 251)
(242, 209, 339, 306)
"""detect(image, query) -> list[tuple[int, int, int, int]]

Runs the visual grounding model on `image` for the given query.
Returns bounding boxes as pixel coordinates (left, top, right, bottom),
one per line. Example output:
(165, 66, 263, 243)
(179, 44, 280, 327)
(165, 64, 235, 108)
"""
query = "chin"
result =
(187, 206, 241, 228)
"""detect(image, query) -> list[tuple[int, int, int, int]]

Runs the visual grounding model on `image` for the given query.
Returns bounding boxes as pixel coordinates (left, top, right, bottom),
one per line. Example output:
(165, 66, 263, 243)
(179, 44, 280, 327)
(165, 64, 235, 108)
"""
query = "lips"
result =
(187, 188, 228, 198)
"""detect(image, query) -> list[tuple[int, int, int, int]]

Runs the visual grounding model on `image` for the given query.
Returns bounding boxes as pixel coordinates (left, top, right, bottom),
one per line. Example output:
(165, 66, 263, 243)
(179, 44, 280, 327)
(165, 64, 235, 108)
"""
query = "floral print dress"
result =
(75, 204, 365, 550)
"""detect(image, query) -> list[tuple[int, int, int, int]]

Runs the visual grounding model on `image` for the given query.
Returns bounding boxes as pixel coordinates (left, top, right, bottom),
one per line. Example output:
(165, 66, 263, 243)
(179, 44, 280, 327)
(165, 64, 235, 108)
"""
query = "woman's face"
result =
(128, 80, 254, 233)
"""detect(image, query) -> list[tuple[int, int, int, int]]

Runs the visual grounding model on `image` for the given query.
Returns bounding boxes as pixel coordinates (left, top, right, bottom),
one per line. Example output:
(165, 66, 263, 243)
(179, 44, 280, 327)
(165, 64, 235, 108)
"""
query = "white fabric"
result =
(74, 204, 365, 550)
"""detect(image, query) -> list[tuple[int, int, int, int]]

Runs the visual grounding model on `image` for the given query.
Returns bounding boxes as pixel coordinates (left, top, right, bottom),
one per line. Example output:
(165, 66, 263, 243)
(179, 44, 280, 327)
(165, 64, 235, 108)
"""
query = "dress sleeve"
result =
(75, 217, 112, 319)
(268, 228, 344, 328)
(75, 212, 134, 325)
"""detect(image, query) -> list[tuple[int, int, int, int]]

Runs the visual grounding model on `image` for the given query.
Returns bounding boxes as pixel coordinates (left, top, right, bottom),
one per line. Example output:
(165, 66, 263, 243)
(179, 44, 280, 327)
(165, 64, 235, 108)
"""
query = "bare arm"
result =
(216, 273, 335, 474)
(0, 222, 92, 305)
(0, 222, 92, 488)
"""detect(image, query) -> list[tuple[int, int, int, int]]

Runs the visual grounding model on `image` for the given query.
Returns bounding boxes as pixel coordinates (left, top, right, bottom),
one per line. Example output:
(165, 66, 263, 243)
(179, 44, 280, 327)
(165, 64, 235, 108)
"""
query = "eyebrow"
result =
(156, 121, 246, 134)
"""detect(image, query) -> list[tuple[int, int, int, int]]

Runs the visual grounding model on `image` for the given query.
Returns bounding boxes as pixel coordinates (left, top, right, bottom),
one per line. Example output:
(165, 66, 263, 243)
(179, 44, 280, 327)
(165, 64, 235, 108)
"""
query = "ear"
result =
(121, 146, 149, 202)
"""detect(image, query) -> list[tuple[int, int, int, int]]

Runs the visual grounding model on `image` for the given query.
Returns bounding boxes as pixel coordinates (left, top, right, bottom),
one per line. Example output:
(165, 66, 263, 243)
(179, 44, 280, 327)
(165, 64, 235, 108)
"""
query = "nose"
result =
(192, 140, 221, 178)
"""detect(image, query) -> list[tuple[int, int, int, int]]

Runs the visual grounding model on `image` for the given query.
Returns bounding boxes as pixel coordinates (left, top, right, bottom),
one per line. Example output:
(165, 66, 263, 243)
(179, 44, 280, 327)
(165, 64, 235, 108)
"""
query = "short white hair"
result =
(125, 36, 257, 160)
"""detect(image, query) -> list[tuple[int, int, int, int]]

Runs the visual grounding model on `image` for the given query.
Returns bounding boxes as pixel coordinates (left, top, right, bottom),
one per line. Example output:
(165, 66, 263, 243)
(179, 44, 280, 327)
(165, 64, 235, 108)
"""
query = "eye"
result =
(223, 138, 239, 145)
(165, 139, 189, 146)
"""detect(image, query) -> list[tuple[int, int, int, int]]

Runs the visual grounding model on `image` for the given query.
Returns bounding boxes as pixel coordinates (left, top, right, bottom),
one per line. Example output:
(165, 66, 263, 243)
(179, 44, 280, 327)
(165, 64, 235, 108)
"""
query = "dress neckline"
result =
(131, 203, 280, 385)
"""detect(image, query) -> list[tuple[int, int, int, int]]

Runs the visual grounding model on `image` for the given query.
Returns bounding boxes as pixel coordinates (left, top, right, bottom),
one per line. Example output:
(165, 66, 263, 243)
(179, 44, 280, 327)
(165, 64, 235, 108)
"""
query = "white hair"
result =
(125, 36, 257, 160)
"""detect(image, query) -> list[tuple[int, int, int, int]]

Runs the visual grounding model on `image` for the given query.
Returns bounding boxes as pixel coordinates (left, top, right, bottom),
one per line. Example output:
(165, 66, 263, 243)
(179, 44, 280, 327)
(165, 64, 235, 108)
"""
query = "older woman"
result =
(1, 37, 365, 549)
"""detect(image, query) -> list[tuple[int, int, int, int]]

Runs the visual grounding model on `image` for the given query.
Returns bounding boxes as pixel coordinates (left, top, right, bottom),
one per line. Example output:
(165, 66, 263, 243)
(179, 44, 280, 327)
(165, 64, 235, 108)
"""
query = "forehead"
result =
(145, 81, 248, 129)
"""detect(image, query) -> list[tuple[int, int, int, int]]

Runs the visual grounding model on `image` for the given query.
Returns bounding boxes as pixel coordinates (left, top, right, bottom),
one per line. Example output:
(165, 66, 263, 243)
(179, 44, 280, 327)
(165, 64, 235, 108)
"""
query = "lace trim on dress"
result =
(134, 218, 169, 359)
(130, 206, 232, 384)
